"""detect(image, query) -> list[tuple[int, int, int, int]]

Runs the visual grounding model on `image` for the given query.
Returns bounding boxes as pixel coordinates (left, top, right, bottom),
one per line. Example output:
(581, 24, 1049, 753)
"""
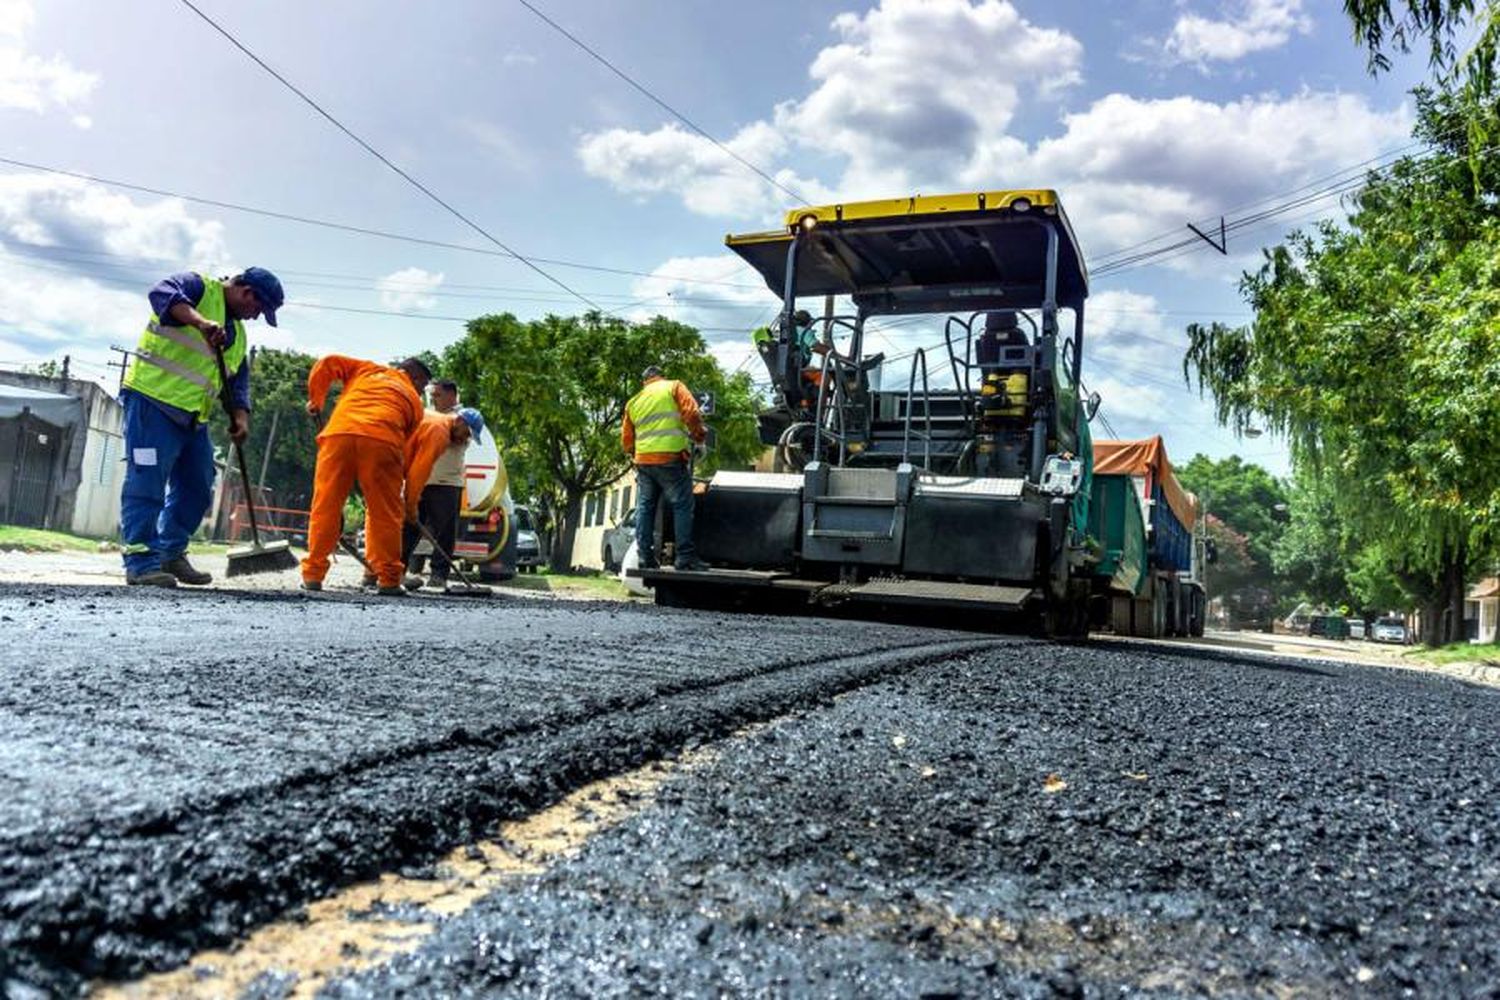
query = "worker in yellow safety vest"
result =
(621, 365, 709, 571)
(119, 268, 284, 587)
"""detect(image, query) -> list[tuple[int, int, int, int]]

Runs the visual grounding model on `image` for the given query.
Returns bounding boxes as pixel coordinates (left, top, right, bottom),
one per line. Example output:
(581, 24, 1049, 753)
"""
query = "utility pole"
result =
(60, 355, 70, 386)
(257, 406, 280, 493)
(106, 345, 133, 394)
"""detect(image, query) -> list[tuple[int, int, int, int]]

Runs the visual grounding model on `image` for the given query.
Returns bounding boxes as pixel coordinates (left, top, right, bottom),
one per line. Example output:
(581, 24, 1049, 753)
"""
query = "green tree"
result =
(1177, 454, 1287, 570)
(1345, 1, 1497, 89)
(1271, 464, 1358, 609)
(444, 312, 763, 570)
(1184, 90, 1500, 644)
(208, 348, 321, 521)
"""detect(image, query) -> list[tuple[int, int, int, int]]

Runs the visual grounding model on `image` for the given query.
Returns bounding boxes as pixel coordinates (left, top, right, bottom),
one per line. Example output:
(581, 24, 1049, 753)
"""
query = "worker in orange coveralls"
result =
(301, 356, 430, 595)
(399, 407, 485, 587)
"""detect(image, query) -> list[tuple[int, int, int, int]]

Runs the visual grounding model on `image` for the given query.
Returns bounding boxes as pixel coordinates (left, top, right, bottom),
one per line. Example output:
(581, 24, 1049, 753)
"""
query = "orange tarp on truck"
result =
(1093, 436, 1198, 529)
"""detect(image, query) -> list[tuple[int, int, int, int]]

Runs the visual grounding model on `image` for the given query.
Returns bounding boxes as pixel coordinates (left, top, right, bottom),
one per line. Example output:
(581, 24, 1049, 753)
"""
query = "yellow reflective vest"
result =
(626, 379, 690, 457)
(123, 275, 246, 421)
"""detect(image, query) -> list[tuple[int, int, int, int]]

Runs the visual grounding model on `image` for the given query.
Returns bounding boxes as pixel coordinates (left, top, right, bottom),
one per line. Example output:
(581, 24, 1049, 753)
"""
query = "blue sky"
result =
(0, 0, 1439, 475)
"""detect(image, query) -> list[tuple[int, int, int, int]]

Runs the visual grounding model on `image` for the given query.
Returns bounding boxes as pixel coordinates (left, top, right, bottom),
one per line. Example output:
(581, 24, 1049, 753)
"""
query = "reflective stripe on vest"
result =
(627, 379, 690, 456)
(123, 274, 247, 420)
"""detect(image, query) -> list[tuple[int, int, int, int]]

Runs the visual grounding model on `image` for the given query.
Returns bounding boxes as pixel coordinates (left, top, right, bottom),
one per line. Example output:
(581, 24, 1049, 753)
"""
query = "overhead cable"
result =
(177, 0, 600, 309)
(513, 0, 808, 206)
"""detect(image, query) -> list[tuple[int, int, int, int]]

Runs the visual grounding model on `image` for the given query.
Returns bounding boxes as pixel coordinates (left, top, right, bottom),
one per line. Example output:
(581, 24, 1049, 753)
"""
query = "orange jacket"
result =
(621, 377, 706, 465)
(309, 355, 424, 449)
(404, 413, 461, 518)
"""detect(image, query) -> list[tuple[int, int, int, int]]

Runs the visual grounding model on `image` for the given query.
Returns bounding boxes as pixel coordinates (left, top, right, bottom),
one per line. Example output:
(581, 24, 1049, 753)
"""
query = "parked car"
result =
(1347, 618, 1367, 640)
(1372, 617, 1408, 644)
(513, 505, 544, 574)
(601, 509, 636, 571)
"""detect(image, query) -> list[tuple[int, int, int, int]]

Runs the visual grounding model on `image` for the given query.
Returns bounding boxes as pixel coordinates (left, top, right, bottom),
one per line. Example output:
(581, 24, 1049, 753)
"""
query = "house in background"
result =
(1466, 578, 1499, 644)
(568, 477, 633, 571)
(0, 370, 125, 537)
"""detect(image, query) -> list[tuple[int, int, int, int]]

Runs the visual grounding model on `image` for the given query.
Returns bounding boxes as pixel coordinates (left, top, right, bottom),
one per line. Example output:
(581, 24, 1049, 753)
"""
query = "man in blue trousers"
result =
(119, 268, 285, 587)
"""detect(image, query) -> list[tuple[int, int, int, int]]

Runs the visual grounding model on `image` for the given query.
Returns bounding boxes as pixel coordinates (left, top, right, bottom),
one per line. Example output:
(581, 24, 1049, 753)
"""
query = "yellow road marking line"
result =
(95, 748, 715, 999)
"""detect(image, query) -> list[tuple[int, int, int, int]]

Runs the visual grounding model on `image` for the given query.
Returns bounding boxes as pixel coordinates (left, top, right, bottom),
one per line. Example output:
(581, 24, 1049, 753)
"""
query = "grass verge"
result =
(1404, 642, 1500, 668)
(497, 568, 635, 601)
(0, 526, 99, 553)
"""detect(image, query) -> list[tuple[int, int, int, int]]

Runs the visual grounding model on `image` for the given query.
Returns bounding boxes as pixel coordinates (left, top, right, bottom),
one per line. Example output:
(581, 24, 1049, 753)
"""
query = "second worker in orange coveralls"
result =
(302, 355, 431, 594)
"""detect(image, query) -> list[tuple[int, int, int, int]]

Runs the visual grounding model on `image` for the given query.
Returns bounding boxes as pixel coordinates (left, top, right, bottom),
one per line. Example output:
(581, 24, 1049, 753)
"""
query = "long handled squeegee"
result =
(415, 520, 492, 597)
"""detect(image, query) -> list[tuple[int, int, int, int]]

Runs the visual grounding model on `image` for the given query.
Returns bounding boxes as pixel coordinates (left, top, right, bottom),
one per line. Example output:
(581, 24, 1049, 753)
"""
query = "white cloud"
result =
(0, 0, 98, 122)
(377, 267, 445, 313)
(0, 256, 152, 354)
(579, 0, 1080, 216)
(576, 0, 1403, 274)
(626, 254, 777, 332)
(579, 121, 830, 219)
(774, 0, 1082, 196)
(1089, 374, 1169, 423)
(1163, 0, 1312, 66)
(0, 173, 231, 265)
(1023, 91, 1411, 256)
(0, 172, 240, 367)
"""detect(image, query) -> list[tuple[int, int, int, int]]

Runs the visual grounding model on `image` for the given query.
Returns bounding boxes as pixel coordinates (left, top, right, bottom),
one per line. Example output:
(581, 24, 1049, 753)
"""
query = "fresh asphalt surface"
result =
(2, 583, 1498, 997)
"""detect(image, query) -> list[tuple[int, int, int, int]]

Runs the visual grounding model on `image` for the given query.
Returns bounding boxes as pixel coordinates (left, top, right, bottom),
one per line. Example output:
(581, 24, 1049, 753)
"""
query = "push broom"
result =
(415, 520, 492, 597)
(214, 344, 299, 577)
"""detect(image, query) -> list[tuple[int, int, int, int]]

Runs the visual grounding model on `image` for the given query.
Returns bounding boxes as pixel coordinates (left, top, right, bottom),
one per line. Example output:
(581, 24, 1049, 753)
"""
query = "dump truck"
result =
(1088, 436, 1206, 637)
(640, 189, 1102, 636)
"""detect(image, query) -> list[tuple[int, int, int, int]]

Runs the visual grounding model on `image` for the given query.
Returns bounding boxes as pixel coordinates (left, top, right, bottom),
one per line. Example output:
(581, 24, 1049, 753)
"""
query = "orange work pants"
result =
(302, 434, 406, 587)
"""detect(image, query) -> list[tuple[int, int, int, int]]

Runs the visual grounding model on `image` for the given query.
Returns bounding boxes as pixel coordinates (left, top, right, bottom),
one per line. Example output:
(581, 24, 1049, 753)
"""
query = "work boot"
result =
(300, 580, 323, 592)
(126, 569, 178, 588)
(674, 556, 712, 572)
(402, 574, 424, 591)
(161, 556, 212, 586)
(377, 584, 410, 597)
(361, 572, 377, 588)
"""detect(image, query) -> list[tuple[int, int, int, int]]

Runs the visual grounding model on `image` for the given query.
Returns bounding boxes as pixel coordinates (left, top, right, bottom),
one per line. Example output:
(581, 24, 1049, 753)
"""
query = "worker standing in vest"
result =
(622, 366, 710, 572)
(301, 355, 429, 595)
(119, 268, 284, 587)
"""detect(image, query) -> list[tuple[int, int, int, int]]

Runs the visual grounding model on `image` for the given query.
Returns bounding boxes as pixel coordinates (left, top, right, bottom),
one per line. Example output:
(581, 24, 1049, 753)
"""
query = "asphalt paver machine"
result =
(643, 190, 1100, 636)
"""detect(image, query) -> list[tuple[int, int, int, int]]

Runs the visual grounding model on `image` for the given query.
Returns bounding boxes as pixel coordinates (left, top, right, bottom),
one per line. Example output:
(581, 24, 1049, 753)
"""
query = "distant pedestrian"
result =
(402, 407, 485, 588)
(119, 268, 285, 587)
(622, 365, 709, 571)
(302, 356, 429, 594)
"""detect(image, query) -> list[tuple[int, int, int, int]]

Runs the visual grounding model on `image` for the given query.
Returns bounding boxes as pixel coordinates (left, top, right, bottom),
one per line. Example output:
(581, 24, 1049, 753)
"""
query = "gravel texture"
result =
(0, 583, 995, 995)
(326, 640, 1500, 998)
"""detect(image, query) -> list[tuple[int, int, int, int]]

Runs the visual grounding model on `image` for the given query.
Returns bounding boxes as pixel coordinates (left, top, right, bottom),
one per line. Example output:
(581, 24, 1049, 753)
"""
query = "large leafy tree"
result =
(1184, 90, 1500, 644)
(1271, 464, 1359, 610)
(1176, 454, 1287, 570)
(208, 347, 321, 517)
(1345, 1, 1497, 89)
(444, 312, 763, 570)
(1177, 453, 1290, 622)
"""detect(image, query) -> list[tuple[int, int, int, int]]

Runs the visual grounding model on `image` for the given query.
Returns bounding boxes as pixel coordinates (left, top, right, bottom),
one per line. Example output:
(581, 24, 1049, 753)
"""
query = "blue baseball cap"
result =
(457, 407, 485, 444)
(238, 267, 285, 326)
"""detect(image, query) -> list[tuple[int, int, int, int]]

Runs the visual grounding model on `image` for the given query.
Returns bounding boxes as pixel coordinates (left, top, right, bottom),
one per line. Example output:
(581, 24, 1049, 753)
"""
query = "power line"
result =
(177, 0, 601, 309)
(0, 153, 771, 291)
(514, 0, 808, 206)
(1089, 139, 1497, 280)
